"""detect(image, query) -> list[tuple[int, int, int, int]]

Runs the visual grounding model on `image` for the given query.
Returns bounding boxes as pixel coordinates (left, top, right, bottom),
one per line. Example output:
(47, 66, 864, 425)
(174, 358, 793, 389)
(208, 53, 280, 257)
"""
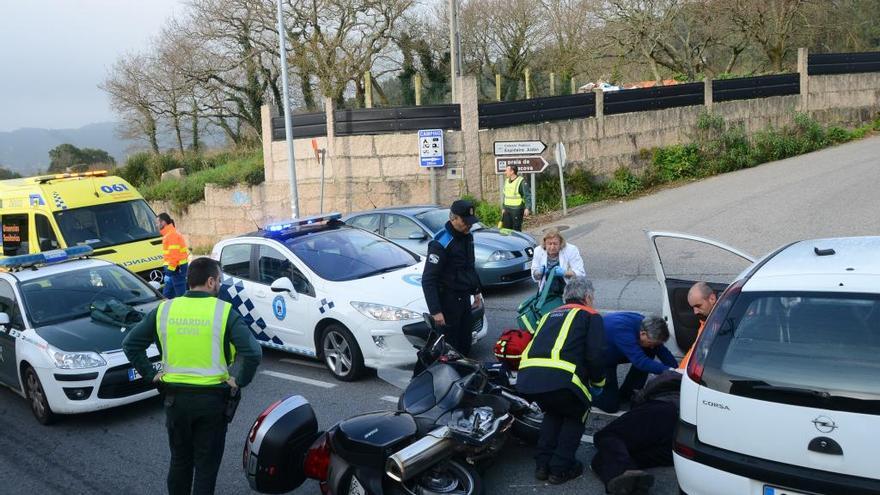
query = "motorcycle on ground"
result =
(243, 316, 522, 495)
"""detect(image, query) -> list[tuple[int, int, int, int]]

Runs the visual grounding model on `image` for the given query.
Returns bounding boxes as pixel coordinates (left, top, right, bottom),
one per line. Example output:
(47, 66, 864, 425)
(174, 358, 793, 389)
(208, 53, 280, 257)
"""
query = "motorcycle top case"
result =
(244, 395, 319, 494)
(332, 411, 418, 470)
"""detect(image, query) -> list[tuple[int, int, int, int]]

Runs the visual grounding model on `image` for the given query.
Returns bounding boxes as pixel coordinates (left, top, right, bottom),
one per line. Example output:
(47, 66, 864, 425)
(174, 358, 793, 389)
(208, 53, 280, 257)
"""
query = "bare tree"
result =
(725, 0, 812, 72)
(100, 53, 163, 154)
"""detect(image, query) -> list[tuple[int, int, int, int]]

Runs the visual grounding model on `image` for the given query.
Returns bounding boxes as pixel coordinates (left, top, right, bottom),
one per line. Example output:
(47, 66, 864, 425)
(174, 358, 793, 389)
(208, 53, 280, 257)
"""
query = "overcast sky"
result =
(0, 0, 183, 132)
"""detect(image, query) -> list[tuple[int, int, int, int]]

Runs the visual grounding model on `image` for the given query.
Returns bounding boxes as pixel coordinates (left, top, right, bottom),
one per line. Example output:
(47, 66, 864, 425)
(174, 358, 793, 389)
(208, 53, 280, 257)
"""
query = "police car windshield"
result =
(20, 265, 160, 326)
(285, 228, 418, 281)
(53, 199, 160, 249)
(415, 208, 484, 234)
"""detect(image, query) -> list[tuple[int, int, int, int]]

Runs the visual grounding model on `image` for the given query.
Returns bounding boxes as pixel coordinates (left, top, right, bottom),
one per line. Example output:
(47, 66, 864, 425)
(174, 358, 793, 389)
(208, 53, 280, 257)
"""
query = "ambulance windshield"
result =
(54, 199, 160, 249)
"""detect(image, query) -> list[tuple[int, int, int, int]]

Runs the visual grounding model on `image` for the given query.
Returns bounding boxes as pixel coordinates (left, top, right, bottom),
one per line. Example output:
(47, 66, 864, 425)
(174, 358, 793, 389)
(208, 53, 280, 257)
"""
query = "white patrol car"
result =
(210, 213, 489, 382)
(0, 247, 163, 424)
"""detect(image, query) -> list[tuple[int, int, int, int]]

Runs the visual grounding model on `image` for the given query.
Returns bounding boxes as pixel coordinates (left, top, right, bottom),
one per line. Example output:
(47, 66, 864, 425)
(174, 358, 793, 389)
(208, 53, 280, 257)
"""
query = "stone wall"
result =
(154, 56, 880, 247)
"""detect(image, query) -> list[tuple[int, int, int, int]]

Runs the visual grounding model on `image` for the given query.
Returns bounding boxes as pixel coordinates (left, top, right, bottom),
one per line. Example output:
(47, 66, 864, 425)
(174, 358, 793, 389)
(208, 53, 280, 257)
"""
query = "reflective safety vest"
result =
(161, 224, 189, 270)
(678, 320, 705, 370)
(503, 176, 525, 207)
(156, 297, 234, 386)
(520, 304, 606, 402)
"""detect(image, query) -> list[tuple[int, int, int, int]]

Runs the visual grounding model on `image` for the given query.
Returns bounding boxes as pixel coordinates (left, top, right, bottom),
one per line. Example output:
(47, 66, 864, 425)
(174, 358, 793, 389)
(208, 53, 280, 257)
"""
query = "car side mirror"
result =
(0, 312, 9, 329)
(271, 277, 298, 300)
(409, 231, 428, 240)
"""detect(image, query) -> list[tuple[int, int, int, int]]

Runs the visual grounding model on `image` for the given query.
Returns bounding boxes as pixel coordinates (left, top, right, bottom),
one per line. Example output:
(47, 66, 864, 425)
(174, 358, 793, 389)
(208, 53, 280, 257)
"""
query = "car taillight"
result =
(686, 278, 745, 384)
(674, 440, 696, 459)
(303, 432, 331, 481)
(248, 399, 283, 443)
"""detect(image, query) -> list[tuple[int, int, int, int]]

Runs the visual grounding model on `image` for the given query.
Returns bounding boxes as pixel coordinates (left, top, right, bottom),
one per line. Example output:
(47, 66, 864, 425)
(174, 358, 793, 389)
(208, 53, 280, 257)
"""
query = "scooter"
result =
(243, 319, 514, 495)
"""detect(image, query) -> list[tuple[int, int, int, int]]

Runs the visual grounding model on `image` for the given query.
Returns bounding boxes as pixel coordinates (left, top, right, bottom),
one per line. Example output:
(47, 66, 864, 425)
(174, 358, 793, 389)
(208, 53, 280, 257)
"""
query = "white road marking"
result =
(380, 396, 399, 403)
(261, 370, 336, 389)
(279, 358, 326, 369)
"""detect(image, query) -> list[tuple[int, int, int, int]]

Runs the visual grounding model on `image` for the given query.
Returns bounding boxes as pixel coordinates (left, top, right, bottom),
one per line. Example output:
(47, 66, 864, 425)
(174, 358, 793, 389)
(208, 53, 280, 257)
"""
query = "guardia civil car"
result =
(0, 247, 163, 424)
(210, 213, 489, 381)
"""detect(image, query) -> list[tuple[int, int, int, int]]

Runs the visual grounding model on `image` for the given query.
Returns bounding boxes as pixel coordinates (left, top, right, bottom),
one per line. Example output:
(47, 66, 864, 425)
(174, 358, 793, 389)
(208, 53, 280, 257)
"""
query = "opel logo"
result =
(812, 415, 837, 433)
(149, 269, 163, 283)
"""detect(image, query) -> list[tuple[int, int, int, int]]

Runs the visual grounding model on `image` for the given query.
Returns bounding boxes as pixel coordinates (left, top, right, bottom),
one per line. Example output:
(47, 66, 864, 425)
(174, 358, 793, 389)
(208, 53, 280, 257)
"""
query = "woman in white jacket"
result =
(531, 228, 586, 292)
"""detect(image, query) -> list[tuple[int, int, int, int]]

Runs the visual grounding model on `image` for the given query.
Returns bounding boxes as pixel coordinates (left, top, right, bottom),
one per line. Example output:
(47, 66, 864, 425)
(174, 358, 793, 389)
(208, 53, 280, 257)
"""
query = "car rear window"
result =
(708, 291, 880, 407)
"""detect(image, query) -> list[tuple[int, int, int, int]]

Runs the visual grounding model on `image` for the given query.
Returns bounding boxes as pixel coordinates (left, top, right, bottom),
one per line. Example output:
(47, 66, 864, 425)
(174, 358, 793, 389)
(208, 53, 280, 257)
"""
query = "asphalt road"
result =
(2, 135, 879, 495)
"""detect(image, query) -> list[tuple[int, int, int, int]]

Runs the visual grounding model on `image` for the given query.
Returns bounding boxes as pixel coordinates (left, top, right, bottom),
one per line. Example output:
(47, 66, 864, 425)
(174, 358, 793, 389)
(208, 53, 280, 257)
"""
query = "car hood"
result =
(329, 263, 429, 310)
(34, 300, 161, 353)
(472, 228, 536, 251)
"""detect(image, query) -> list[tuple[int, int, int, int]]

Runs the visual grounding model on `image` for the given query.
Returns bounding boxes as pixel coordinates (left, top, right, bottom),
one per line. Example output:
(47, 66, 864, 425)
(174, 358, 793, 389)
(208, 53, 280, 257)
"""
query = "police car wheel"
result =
(320, 324, 364, 382)
(24, 366, 56, 425)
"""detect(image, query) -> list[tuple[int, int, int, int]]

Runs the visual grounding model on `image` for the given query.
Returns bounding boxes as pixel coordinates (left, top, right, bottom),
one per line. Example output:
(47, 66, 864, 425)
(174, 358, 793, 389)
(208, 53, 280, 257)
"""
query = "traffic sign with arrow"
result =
(494, 141, 547, 156)
(495, 155, 549, 174)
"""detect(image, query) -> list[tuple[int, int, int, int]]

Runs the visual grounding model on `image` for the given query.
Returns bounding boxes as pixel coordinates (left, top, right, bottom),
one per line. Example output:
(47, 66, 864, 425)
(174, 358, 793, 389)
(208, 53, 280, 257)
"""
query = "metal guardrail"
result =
(271, 112, 326, 140)
(478, 93, 596, 129)
(604, 82, 704, 115)
(713, 73, 800, 102)
(808, 51, 880, 75)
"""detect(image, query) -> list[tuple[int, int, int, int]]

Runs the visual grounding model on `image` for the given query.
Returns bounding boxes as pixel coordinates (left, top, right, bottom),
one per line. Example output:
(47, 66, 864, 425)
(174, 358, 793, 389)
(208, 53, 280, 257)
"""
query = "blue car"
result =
(344, 205, 537, 287)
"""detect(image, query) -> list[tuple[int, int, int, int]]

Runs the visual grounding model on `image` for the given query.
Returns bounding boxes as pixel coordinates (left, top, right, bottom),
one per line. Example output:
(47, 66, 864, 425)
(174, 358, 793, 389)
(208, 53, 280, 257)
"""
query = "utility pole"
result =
(275, 0, 299, 218)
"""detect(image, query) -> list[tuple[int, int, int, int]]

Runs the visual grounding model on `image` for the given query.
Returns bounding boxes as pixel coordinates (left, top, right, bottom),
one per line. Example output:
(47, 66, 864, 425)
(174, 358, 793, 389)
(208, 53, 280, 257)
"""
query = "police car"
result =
(0, 247, 163, 424)
(210, 213, 489, 381)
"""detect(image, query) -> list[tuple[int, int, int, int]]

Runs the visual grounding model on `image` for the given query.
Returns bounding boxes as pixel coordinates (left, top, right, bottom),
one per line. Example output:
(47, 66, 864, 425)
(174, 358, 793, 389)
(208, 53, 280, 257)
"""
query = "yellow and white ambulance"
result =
(0, 171, 165, 283)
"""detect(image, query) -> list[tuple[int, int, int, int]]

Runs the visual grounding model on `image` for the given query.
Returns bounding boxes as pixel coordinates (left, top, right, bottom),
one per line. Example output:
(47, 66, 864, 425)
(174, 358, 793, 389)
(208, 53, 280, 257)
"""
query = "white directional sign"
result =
(418, 129, 445, 168)
(555, 142, 567, 168)
(495, 155, 549, 174)
(494, 141, 547, 156)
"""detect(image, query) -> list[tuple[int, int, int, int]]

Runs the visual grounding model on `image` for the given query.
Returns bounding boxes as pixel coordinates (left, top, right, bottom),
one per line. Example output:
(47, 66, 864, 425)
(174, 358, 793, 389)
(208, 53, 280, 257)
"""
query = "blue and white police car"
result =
(210, 213, 489, 381)
(0, 247, 163, 424)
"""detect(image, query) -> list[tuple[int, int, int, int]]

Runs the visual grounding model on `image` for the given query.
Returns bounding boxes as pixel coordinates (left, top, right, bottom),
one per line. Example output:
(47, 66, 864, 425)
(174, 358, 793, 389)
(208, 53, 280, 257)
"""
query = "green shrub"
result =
(826, 126, 852, 143)
(604, 167, 643, 197)
(118, 152, 155, 187)
(651, 144, 701, 182)
(475, 200, 501, 227)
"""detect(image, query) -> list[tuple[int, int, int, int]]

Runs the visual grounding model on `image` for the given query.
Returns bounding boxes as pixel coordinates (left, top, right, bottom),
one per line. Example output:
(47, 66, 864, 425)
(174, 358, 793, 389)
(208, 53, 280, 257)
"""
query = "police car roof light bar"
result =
(35, 170, 108, 184)
(0, 246, 94, 271)
(264, 213, 343, 232)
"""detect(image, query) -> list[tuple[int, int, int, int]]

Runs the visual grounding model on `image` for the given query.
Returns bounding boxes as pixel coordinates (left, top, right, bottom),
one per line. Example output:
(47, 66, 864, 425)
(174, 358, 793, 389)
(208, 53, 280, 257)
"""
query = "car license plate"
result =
(764, 486, 811, 495)
(128, 362, 163, 382)
(348, 476, 366, 495)
(523, 261, 531, 270)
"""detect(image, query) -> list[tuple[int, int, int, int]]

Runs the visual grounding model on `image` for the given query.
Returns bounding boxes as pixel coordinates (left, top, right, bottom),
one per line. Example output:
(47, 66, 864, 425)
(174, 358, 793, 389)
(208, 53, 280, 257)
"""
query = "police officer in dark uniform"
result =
(517, 277, 606, 485)
(421, 199, 483, 356)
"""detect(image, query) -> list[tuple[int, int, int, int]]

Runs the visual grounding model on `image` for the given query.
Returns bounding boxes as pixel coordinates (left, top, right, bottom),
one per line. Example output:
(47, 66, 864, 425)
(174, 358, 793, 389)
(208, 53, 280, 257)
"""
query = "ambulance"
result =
(0, 171, 165, 283)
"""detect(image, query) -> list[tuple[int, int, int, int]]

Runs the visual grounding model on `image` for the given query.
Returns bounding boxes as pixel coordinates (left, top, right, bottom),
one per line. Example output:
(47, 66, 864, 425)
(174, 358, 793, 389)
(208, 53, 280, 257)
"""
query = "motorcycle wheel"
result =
(393, 460, 484, 495)
(512, 408, 543, 446)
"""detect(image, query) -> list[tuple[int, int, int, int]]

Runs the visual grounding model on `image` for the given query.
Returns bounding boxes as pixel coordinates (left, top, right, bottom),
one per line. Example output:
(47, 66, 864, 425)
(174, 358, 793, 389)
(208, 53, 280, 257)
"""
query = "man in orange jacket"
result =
(157, 213, 190, 299)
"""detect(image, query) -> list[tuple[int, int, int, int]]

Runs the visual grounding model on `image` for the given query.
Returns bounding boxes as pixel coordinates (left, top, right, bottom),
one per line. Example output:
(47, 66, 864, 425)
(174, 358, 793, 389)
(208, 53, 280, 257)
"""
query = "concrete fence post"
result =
(704, 77, 713, 111)
(260, 105, 275, 182)
(798, 48, 810, 111)
(525, 68, 532, 99)
(364, 71, 373, 108)
(414, 73, 423, 106)
(593, 88, 605, 138)
(457, 76, 482, 200)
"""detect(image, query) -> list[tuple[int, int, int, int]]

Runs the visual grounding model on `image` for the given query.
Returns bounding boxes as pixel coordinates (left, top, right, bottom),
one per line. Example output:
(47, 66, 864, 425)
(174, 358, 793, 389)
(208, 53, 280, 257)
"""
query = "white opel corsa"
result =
(647, 233, 880, 495)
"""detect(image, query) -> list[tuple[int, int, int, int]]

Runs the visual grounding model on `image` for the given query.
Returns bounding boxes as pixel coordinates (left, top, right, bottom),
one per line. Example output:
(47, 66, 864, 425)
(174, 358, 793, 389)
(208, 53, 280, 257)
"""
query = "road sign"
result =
(495, 155, 549, 174)
(494, 141, 547, 156)
(555, 142, 567, 168)
(418, 129, 445, 168)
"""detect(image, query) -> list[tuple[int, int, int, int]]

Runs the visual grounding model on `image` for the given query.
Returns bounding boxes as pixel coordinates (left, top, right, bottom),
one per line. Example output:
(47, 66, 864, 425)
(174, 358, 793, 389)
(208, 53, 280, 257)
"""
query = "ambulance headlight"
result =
(351, 302, 421, 321)
(47, 347, 106, 369)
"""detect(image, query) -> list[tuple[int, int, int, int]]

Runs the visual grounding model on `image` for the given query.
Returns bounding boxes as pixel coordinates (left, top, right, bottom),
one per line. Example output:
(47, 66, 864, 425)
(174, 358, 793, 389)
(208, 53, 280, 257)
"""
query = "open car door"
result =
(645, 231, 756, 356)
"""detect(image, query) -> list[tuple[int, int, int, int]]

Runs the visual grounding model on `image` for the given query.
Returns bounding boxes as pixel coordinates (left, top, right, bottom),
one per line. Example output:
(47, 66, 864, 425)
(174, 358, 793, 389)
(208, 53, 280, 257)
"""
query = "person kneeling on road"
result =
(592, 313, 678, 414)
(123, 257, 262, 495)
(516, 277, 606, 485)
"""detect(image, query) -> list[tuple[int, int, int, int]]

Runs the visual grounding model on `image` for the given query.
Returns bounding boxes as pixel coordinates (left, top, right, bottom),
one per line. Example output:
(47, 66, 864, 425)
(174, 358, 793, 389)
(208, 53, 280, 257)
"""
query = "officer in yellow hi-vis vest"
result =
(516, 277, 606, 485)
(501, 165, 532, 231)
(123, 257, 261, 495)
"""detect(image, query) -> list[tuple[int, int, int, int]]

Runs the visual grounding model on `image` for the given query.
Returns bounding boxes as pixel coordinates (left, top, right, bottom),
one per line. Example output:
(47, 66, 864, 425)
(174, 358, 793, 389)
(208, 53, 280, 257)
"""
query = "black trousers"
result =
(530, 389, 589, 475)
(592, 365, 649, 413)
(439, 291, 474, 356)
(590, 400, 678, 485)
(501, 206, 525, 231)
(164, 389, 229, 495)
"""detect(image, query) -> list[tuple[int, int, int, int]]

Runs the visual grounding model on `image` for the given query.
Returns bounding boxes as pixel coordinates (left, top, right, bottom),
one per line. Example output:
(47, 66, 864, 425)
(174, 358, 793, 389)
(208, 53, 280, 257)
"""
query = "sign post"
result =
(555, 142, 568, 216)
(419, 129, 445, 204)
